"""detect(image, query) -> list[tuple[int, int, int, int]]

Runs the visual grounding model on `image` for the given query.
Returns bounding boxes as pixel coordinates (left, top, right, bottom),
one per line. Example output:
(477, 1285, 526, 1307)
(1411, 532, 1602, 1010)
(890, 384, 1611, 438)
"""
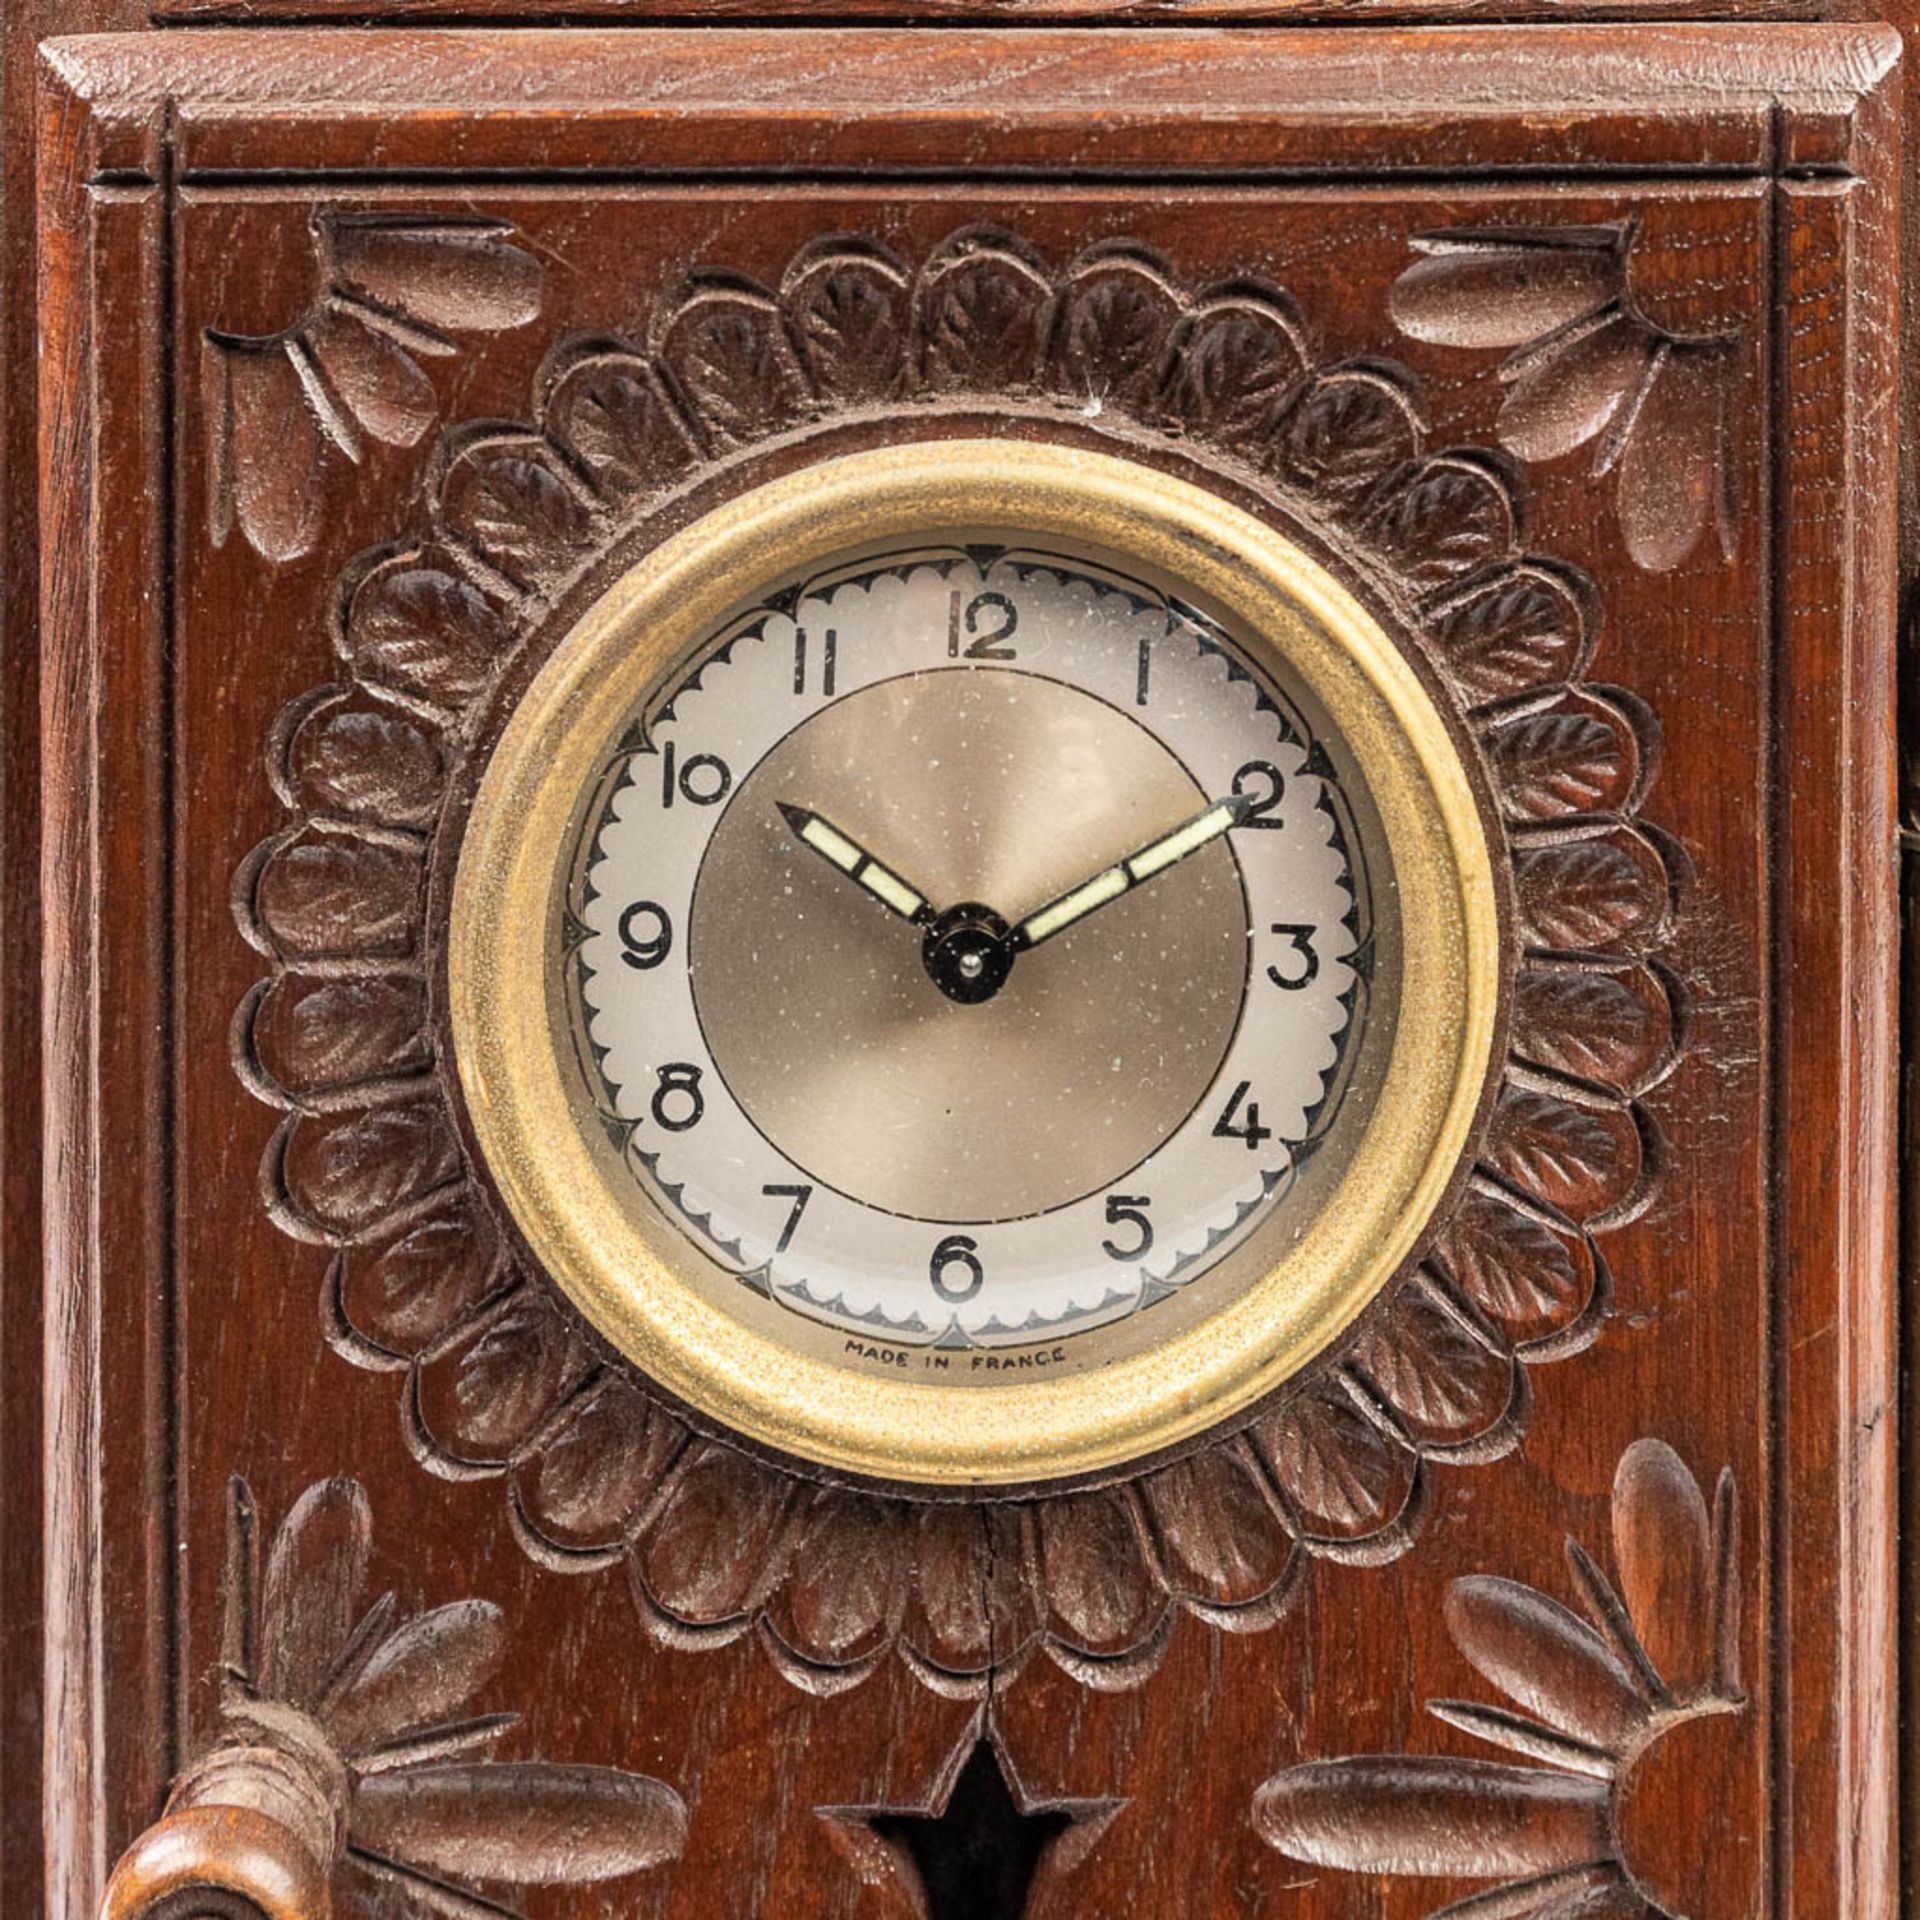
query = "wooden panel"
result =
(32, 24, 1899, 1920)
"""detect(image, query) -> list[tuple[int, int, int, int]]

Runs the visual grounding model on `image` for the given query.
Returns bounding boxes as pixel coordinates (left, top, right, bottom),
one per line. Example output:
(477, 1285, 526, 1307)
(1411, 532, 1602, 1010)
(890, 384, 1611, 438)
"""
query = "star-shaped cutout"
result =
(820, 1728, 1122, 1919)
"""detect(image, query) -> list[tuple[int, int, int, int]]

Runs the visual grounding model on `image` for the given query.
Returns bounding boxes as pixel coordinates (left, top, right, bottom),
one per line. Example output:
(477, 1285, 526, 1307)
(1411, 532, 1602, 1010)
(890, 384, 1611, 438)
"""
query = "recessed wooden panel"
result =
(34, 26, 1897, 1920)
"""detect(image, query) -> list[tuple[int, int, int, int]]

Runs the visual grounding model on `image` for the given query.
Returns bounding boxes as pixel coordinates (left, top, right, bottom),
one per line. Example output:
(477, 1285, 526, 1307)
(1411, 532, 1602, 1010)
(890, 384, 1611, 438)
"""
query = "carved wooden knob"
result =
(100, 1802, 333, 1920)
(100, 1727, 342, 1920)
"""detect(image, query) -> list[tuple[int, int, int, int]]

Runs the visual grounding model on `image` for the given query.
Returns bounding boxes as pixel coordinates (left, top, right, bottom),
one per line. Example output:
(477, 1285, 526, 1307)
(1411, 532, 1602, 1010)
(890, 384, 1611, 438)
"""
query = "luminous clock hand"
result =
(1011, 793, 1254, 951)
(777, 802, 936, 927)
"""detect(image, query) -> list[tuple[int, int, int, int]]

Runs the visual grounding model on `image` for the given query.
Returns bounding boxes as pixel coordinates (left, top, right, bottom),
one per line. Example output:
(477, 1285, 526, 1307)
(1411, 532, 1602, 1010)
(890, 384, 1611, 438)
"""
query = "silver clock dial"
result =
(570, 547, 1371, 1354)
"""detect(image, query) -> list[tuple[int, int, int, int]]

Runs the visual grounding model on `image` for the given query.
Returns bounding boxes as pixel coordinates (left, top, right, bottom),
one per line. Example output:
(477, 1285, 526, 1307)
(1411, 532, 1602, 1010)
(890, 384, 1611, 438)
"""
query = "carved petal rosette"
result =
(101, 1477, 685, 1920)
(205, 211, 545, 563)
(1256, 1439, 1750, 1920)
(1391, 219, 1743, 573)
(235, 229, 1681, 1697)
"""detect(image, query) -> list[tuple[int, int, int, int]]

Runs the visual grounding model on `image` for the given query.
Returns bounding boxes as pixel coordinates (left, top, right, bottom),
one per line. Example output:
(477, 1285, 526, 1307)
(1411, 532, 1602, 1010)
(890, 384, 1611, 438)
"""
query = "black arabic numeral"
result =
(651, 1062, 705, 1132)
(1266, 924, 1319, 989)
(947, 589, 1019, 661)
(661, 740, 732, 808)
(1232, 759, 1286, 827)
(1212, 1080, 1273, 1151)
(1101, 1194, 1154, 1262)
(618, 901, 673, 971)
(763, 1182, 813, 1253)
(930, 1233, 985, 1302)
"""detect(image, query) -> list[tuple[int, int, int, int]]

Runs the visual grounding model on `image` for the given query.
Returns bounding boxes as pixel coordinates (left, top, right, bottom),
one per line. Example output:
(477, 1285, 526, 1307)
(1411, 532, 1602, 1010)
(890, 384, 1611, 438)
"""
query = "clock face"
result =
(450, 441, 1498, 1483)
(566, 547, 1379, 1360)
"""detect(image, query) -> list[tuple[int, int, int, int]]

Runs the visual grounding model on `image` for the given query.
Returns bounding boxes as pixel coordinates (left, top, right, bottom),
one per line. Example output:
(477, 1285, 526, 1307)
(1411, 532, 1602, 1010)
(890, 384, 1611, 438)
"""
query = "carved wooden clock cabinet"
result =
(4, 0, 1914, 1911)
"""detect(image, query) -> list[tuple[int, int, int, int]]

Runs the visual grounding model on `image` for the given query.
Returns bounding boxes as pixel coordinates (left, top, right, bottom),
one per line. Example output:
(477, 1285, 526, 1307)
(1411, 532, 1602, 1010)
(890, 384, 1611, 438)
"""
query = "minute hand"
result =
(1011, 793, 1254, 951)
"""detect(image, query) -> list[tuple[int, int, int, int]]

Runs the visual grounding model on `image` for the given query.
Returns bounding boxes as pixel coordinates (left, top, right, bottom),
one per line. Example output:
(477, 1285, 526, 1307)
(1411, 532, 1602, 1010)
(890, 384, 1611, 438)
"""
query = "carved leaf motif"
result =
(341, 554, 511, 708)
(764, 1491, 907, 1675)
(418, 1290, 591, 1464)
(334, 1192, 505, 1359)
(1511, 963, 1673, 1093)
(1254, 1386, 1418, 1546)
(284, 689, 446, 829)
(326, 1599, 507, 1755)
(304, 305, 440, 451)
(513, 1376, 686, 1555)
(1271, 371, 1421, 510)
(1497, 311, 1654, 464)
(250, 973, 431, 1098)
(1484, 695, 1640, 821)
(280, 1102, 461, 1237)
(1050, 248, 1183, 413)
(658, 282, 809, 446)
(901, 1505, 994, 1680)
(544, 353, 696, 503)
(438, 439, 596, 590)
(1255, 1760, 1613, 1879)
(1611, 1439, 1713, 1697)
(635, 1443, 796, 1629)
(1430, 567, 1591, 705)
(1035, 1490, 1169, 1661)
(351, 1764, 687, 1883)
(251, 829, 422, 962)
(1515, 829, 1669, 953)
(1482, 1089, 1642, 1223)
(916, 234, 1054, 393)
(1140, 1445, 1297, 1613)
(783, 243, 911, 405)
(327, 218, 543, 334)
(1365, 456, 1516, 588)
(261, 1477, 372, 1707)
(1427, 1187, 1598, 1348)
(1349, 1281, 1518, 1451)
(1618, 342, 1733, 572)
(902, 1504, 1038, 1688)
(1161, 295, 1306, 453)
(1390, 228, 1623, 349)
(204, 337, 328, 563)
(1446, 1577, 1655, 1749)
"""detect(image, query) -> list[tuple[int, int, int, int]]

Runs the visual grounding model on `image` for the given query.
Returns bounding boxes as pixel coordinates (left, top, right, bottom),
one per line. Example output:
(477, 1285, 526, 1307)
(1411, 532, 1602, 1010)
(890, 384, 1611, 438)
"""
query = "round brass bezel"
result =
(449, 440, 1502, 1487)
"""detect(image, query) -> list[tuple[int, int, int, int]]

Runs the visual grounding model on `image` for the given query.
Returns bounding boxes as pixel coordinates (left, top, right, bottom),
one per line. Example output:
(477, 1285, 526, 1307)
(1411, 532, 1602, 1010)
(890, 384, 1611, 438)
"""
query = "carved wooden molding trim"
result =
(1391, 217, 1744, 573)
(99, 1476, 687, 1920)
(232, 226, 1684, 1696)
(203, 212, 544, 562)
(1255, 1438, 1750, 1918)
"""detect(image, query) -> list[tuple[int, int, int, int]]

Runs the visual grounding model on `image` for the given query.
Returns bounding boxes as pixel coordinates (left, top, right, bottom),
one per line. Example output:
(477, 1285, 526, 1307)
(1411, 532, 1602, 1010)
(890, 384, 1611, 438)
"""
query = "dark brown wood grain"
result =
(7, 16, 1908, 1920)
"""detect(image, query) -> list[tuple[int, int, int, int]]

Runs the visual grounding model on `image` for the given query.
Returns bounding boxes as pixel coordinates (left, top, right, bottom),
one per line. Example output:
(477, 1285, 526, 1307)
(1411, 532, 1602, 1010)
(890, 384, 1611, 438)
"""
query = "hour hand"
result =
(1012, 792, 1253, 951)
(777, 802, 936, 927)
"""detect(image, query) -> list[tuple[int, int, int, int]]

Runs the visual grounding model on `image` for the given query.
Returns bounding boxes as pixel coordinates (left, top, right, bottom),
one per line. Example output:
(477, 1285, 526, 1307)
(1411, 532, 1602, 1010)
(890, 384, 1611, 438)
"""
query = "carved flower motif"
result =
(204, 212, 544, 562)
(1256, 1439, 1748, 1919)
(106, 1475, 686, 1917)
(1392, 224, 1739, 573)
(235, 229, 1682, 1696)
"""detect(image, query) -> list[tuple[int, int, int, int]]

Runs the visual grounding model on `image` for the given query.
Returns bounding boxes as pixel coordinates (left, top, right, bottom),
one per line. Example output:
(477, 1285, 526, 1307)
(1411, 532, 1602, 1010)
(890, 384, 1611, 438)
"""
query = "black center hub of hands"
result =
(922, 902, 1015, 1005)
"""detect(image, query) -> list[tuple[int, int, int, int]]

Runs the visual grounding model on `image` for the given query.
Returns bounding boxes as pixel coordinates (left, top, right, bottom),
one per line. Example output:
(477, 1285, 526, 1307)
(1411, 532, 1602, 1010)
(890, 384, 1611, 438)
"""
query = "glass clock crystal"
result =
(450, 442, 1501, 1485)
